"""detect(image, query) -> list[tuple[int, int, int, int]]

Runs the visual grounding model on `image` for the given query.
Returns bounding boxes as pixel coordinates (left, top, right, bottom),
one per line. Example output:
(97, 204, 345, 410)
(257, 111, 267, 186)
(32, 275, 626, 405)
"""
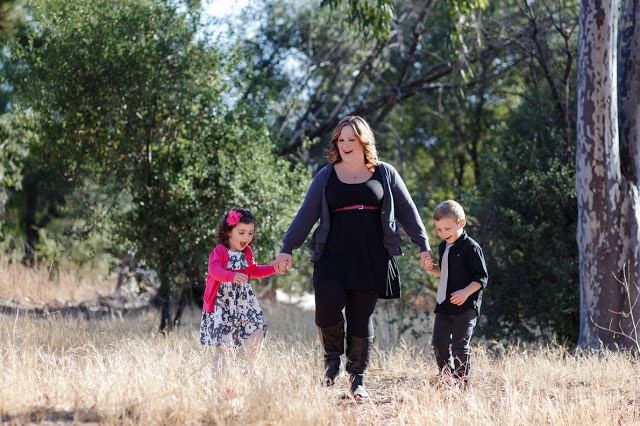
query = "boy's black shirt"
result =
(434, 230, 488, 315)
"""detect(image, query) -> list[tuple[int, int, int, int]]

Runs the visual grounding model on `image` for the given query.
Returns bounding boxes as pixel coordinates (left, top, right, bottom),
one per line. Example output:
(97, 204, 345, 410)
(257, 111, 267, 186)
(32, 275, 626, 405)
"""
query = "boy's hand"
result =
(450, 281, 482, 305)
(421, 250, 435, 271)
(449, 289, 468, 306)
(424, 257, 434, 271)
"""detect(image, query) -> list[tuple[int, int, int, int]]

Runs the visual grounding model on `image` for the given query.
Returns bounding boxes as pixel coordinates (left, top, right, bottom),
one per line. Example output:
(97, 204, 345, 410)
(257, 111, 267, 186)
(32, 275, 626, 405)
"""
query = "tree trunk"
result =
(576, 0, 640, 351)
(617, 0, 640, 346)
(157, 275, 173, 333)
(24, 180, 37, 265)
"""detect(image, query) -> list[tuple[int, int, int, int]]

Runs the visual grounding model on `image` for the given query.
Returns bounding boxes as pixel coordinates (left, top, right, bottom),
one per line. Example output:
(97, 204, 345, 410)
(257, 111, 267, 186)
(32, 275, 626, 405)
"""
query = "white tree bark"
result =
(617, 0, 640, 346)
(577, 0, 640, 351)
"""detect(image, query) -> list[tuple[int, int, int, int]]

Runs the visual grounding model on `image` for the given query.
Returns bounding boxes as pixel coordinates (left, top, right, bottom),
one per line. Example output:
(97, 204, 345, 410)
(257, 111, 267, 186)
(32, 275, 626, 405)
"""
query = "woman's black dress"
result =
(313, 167, 391, 294)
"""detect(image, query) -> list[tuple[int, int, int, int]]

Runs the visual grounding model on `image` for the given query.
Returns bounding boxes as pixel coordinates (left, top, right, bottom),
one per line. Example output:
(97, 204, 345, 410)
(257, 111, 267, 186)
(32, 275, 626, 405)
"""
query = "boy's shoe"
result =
(434, 371, 457, 389)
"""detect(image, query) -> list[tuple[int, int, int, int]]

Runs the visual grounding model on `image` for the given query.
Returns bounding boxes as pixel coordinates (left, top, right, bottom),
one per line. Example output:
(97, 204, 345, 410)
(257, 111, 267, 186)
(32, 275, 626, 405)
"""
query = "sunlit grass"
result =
(1, 259, 639, 425)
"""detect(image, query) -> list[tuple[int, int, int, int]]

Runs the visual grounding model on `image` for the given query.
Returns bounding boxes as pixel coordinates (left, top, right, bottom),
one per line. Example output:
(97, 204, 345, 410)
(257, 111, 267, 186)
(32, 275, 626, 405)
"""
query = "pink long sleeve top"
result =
(202, 244, 276, 313)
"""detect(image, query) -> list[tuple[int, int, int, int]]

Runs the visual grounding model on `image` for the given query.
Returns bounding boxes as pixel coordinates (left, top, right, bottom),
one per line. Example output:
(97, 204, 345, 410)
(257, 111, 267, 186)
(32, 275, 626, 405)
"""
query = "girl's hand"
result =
(273, 260, 287, 274)
(233, 273, 249, 284)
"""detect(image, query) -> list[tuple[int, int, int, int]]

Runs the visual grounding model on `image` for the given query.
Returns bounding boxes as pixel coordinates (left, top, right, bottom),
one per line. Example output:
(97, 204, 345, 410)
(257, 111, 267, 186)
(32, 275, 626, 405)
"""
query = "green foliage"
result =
(463, 0, 581, 344)
(0, 115, 29, 213)
(319, 0, 486, 44)
(471, 82, 579, 343)
(234, 0, 581, 344)
(0, 0, 584, 343)
(32, 176, 131, 265)
(5, 0, 309, 329)
(0, 0, 22, 43)
(473, 156, 578, 343)
(320, 0, 393, 42)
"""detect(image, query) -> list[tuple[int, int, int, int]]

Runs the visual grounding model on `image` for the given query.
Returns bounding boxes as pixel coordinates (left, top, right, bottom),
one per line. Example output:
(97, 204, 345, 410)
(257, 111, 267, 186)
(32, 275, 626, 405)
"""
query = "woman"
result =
(275, 116, 432, 401)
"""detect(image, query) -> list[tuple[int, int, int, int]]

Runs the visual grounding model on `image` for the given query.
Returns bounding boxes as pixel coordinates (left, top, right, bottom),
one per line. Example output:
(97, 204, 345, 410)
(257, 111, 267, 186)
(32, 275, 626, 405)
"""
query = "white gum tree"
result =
(576, 0, 640, 351)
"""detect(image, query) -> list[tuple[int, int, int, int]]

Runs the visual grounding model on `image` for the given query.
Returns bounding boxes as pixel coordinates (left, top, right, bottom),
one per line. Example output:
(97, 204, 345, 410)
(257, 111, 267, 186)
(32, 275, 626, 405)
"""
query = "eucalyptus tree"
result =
(576, 0, 640, 351)
(8, 0, 307, 330)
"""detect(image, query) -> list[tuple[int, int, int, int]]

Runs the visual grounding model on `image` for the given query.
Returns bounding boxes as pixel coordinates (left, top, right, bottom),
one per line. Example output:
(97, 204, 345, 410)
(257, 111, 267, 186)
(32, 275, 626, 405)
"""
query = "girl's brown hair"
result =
(215, 208, 258, 247)
(327, 115, 379, 172)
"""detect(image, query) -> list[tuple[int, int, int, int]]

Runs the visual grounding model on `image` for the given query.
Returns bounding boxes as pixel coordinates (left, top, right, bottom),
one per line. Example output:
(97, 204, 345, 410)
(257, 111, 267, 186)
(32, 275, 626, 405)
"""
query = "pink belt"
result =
(331, 204, 381, 213)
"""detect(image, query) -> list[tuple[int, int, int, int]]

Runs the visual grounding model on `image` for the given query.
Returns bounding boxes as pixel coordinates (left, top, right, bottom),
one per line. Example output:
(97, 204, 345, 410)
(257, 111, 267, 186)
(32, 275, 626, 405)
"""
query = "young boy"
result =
(424, 200, 488, 389)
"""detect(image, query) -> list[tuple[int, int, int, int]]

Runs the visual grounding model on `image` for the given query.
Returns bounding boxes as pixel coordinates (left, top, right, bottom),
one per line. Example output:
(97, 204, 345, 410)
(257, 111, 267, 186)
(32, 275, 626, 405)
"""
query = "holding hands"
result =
(420, 250, 435, 271)
(274, 253, 292, 274)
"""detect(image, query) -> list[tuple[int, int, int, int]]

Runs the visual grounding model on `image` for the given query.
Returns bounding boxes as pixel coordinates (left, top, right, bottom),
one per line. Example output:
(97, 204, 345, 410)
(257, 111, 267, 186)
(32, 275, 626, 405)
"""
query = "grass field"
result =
(1, 258, 639, 425)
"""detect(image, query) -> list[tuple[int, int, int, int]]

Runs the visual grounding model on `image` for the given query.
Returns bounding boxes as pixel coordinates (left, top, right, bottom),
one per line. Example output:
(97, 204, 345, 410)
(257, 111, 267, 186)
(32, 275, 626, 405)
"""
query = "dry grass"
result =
(0, 256, 115, 301)
(1, 260, 640, 425)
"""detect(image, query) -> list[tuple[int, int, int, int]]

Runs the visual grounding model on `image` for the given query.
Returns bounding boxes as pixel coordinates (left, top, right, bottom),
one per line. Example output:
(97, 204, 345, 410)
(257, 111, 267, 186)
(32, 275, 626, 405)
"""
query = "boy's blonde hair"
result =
(433, 200, 466, 222)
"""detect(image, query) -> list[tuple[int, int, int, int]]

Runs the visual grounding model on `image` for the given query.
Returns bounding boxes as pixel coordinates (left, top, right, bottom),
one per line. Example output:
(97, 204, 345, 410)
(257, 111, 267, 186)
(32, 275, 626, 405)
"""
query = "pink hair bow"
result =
(226, 210, 242, 226)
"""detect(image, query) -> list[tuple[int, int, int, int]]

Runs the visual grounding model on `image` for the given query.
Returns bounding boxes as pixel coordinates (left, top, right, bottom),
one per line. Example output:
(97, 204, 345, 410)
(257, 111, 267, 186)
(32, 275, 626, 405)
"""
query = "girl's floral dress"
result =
(200, 250, 268, 348)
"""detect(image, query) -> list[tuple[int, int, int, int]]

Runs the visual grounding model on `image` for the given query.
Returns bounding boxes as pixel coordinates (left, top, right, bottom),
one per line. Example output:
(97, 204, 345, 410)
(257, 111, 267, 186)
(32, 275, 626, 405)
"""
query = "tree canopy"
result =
(4, 0, 308, 330)
(0, 0, 604, 345)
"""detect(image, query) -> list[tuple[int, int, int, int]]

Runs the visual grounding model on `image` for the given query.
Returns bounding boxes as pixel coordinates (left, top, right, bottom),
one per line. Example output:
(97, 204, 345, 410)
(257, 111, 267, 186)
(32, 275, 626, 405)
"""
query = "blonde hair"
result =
(433, 200, 466, 222)
(327, 115, 379, 172)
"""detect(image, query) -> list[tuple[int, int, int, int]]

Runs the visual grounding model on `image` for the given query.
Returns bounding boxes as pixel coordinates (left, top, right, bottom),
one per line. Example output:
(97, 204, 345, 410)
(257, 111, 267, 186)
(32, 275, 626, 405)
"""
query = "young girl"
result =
(200, 208, 278, 377)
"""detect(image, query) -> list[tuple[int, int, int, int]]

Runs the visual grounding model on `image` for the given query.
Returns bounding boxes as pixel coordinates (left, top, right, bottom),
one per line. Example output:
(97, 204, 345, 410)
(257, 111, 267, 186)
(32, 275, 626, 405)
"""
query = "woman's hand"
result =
(420, 250, 434, 271)
(275, 253, 292, 274)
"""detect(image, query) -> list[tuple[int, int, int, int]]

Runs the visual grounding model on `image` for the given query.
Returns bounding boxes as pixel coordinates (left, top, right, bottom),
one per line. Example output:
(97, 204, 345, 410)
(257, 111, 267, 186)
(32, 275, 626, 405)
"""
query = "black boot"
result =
(317, 321, 345, 386)
(346, 335, 374, 401)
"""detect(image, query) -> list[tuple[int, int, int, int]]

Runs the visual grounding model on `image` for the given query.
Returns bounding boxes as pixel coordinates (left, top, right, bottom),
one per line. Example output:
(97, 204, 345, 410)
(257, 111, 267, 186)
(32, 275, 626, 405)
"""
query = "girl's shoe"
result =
(243, 368, 262, 380)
